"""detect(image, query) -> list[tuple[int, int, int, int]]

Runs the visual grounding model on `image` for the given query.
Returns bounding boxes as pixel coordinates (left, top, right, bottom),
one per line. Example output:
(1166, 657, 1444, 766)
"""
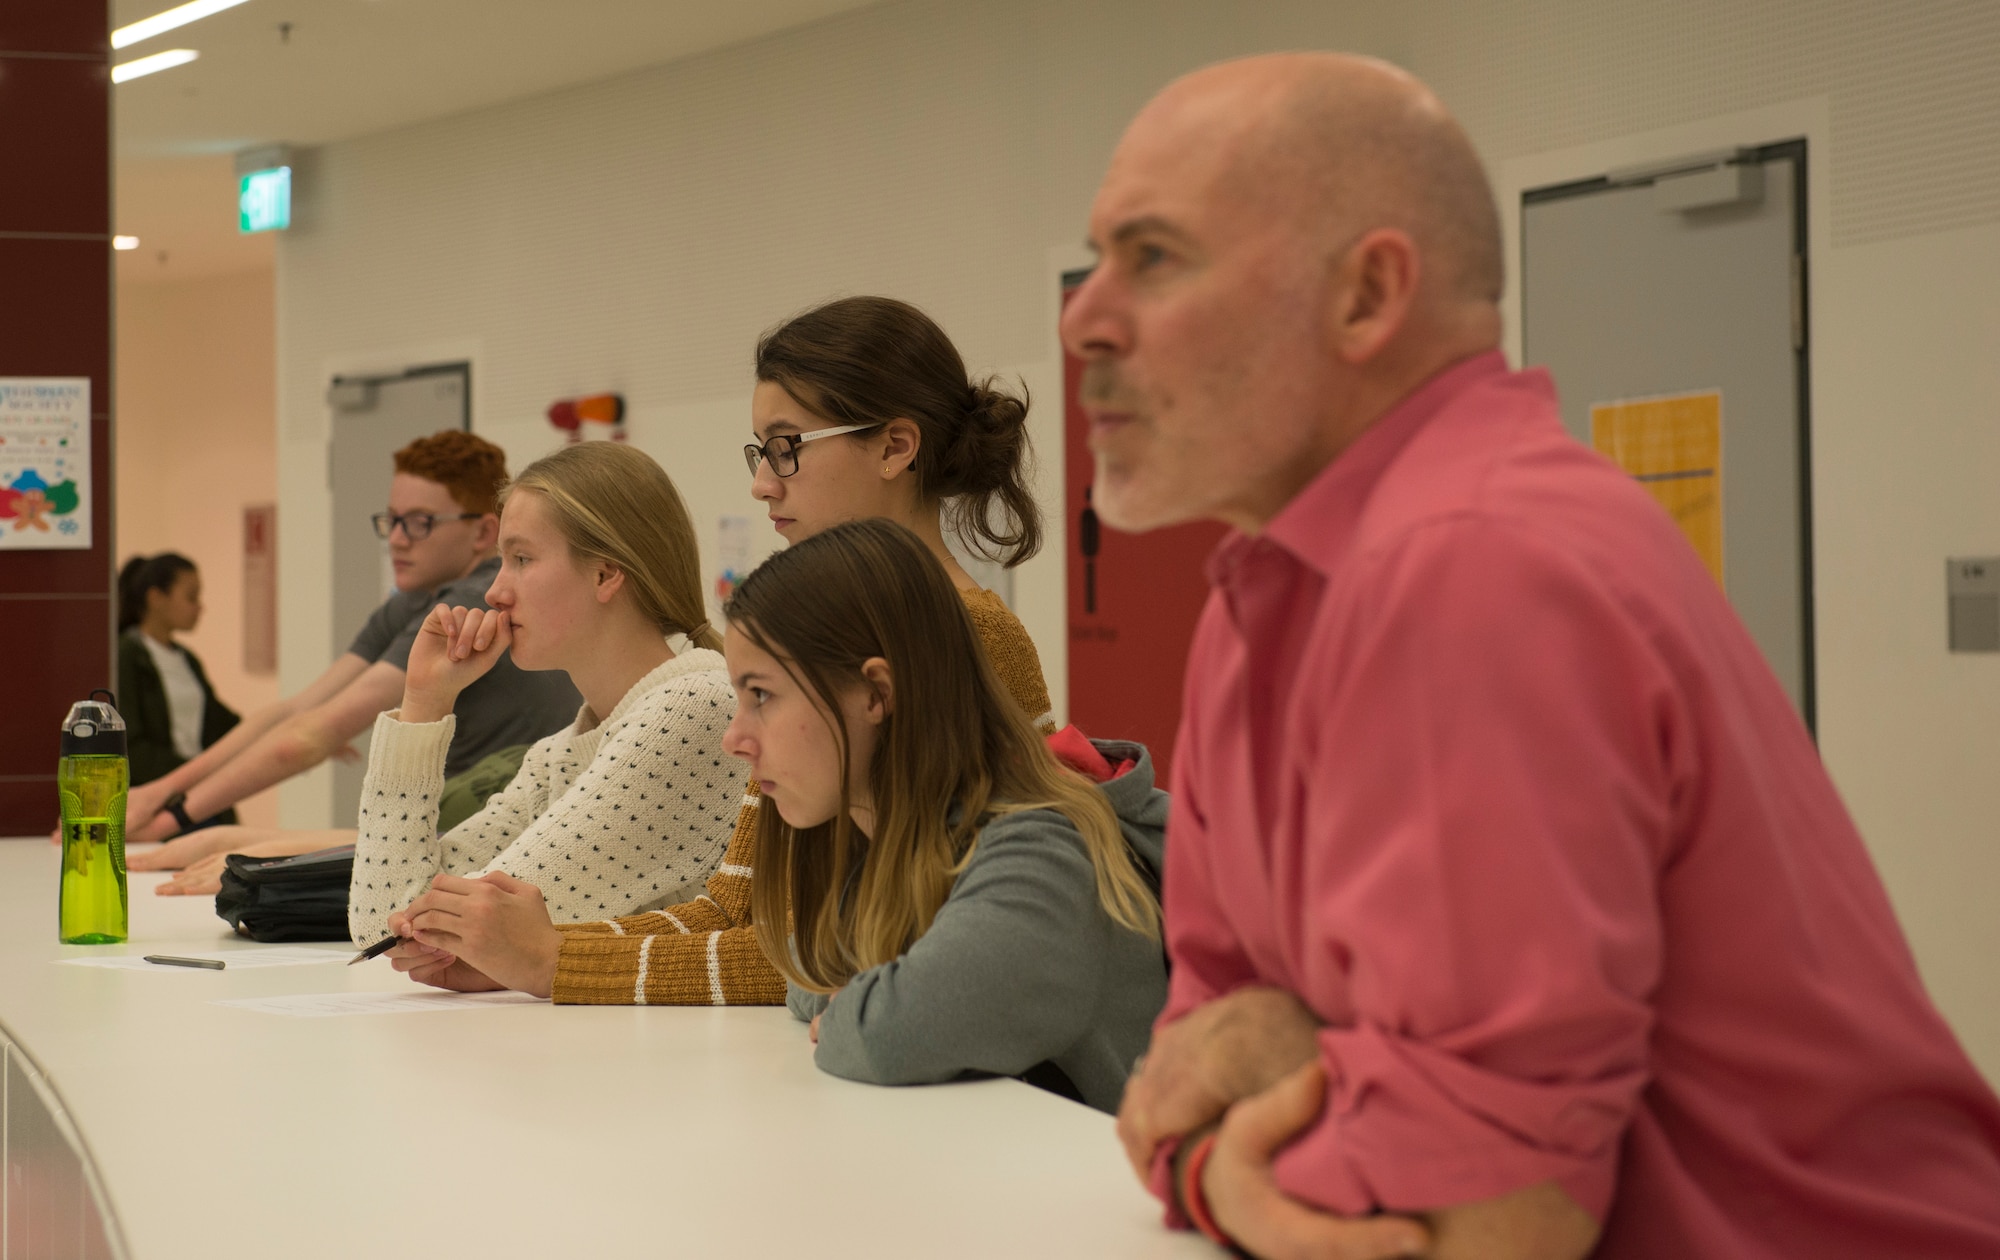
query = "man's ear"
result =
(878, 419, 921, 481)
(472, 512, 501, 553)
(594, 561, 627, 605)
(1327, 227, 1420, 365)
(858, 656, 895, 722)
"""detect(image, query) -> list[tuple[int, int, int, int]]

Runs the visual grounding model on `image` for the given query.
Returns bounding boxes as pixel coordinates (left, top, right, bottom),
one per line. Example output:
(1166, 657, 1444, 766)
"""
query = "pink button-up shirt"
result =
(1155, 351, 2000, 1256)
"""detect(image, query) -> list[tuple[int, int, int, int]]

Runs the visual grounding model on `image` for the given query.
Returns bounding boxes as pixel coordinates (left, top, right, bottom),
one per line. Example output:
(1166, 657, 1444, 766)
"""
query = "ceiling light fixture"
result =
(112, 0, 254, 50)
(113, 236, 140, 250)
(111, 48, 199, 84)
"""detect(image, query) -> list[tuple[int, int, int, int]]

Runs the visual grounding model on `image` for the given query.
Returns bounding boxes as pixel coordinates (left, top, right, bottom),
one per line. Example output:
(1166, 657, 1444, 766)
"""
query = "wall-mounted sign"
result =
(0, 378, 91, 550)
(244, 504, 278, 674)
(239, 166, 291, 233)
(714, 514, 751, 604)
(1590, 390, 1724, 586)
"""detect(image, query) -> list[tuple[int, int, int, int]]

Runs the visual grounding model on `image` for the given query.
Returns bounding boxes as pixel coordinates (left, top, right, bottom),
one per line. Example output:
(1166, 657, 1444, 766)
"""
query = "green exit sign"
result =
(238, 167, 291, 233)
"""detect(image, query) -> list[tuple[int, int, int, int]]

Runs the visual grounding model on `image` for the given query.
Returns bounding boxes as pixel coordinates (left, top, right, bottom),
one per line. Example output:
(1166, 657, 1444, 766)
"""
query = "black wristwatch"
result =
(161, 791, 198, 836)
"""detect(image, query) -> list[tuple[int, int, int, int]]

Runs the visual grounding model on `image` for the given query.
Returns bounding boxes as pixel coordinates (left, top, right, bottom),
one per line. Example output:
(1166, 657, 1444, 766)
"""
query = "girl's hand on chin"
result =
(401, 604, 513, 723)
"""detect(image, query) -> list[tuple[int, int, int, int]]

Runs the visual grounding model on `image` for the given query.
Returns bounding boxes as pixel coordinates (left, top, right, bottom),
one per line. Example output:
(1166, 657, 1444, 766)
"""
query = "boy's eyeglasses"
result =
(743, 423, 883, 478)
(371, 511, 480, 541)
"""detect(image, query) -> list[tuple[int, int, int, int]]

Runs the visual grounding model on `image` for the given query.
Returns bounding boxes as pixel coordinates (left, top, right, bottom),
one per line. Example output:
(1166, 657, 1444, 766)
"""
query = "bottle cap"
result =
(62, 690, 127, 758)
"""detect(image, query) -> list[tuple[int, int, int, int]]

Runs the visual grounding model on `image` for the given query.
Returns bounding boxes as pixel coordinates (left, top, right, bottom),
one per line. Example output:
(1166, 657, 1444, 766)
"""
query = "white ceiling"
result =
(112, 0, 884, 282)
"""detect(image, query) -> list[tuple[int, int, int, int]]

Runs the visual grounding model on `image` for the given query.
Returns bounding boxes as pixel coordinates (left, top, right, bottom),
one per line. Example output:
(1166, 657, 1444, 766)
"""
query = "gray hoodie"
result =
(787, 739, 1168, 1114)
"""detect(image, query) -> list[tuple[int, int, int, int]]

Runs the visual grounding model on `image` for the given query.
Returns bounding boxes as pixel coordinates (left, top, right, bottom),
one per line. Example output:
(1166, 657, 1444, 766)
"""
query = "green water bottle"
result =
(59, 690, 129, 944)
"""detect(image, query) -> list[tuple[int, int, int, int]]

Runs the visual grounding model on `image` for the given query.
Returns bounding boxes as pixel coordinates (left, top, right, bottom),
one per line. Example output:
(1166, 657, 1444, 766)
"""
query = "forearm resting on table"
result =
(233, 829, 356, 858)
(1421, 1181, 1599, 1260)
(156, 831, 358, 896)
(1174, 1118, 1597, 1260)
(131, 823, 311, 870)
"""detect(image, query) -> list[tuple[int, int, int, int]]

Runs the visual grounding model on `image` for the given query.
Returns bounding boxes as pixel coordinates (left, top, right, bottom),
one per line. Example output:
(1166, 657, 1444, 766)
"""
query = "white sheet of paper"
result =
(58, 947, 352, 971)
(212, 990, 547, 1018)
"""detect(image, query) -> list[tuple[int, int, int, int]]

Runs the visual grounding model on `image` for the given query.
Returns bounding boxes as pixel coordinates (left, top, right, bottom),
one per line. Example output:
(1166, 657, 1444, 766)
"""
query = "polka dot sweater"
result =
(346, 649, 746, 945)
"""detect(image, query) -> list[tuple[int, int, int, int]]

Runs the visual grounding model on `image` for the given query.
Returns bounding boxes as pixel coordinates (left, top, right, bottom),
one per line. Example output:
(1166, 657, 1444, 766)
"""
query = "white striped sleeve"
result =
(634, 935, 655, 1006)
(706, 932, 724, 1005)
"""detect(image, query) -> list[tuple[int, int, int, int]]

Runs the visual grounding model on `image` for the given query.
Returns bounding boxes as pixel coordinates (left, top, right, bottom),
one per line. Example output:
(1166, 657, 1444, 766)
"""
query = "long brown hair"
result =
(503, 443, 722, 651)
(754, 296, 1042, 567)
(735, 519, 1156, 993)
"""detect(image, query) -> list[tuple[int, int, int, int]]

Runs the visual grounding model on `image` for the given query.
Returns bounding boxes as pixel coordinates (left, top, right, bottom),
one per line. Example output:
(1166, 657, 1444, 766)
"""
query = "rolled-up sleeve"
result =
(1257, 520, 1685, 1221)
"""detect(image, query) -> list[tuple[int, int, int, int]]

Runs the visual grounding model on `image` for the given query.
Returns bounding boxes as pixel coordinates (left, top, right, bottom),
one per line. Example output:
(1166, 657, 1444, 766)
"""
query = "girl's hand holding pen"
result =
(383, 902, 508, 993)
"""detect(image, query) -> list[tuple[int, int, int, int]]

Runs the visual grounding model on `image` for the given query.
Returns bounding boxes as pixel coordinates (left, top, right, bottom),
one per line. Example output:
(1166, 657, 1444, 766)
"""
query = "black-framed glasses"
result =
(743, 423, 882, 478)
(371, 511, 480, 541)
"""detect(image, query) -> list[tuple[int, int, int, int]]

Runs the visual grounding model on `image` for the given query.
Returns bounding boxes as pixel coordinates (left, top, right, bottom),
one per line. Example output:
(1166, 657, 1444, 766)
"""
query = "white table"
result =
(1, 840, 1208, 1259)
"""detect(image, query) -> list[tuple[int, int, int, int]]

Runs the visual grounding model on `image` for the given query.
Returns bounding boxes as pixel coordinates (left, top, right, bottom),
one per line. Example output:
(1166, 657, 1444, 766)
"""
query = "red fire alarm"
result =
(547, 392, 626, 443)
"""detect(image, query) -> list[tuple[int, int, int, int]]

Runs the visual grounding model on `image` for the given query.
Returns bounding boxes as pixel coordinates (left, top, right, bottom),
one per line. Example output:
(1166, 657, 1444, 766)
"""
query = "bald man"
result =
(1065, 53, 2000, 1260)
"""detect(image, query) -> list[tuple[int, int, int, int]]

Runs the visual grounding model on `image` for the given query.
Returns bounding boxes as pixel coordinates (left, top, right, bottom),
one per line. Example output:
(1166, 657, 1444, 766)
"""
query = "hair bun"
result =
(754, 296, 1043, 568)
(966, 379, 1029, 434)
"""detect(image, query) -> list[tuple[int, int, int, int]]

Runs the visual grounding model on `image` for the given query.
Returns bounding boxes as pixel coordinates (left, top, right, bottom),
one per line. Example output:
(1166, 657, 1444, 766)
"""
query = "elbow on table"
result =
(786, 984, 826, 1023)
(814, 1012, 984, 1089)
(815, 1035, 950, 1090)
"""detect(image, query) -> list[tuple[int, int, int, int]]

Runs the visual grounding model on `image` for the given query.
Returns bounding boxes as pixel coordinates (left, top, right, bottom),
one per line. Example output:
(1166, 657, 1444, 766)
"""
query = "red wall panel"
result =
(0, 58, 110, 234)
(1060, 276, 1228, 784)
(0, 1, 113, 836)
(0, 7, 108, 55)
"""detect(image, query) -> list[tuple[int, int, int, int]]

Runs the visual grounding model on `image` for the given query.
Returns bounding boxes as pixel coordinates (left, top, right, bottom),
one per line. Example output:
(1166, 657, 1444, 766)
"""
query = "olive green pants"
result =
(435, 745, 530, 834)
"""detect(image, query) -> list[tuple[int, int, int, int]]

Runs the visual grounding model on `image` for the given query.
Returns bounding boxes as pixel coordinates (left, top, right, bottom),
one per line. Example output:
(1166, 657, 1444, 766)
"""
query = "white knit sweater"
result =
(347, 649, 746, 944)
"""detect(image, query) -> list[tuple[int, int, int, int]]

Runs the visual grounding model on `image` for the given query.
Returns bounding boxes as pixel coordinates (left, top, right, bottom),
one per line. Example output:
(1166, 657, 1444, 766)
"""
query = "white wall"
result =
(274, 0, 2000, 1078)
(118, 267, 282, 827)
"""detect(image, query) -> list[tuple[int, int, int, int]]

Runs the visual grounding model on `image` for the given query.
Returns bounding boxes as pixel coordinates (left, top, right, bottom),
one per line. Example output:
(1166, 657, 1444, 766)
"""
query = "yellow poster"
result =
(1589, 391, 1723, 585)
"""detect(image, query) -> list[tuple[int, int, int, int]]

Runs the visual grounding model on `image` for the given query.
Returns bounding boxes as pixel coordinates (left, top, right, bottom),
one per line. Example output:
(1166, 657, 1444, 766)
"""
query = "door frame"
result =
(1498, 99, 1831, 734)
(277, 338, 482, 829)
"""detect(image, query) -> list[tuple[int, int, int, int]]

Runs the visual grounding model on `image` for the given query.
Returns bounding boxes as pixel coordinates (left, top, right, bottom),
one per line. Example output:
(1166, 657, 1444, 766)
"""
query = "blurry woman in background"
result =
(116, 553, 241, 826)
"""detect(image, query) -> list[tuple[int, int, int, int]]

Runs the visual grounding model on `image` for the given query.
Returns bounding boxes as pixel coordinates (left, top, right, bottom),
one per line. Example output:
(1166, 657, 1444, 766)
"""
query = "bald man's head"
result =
(1061, 52, 1506, 535)
(1150, 53, 1503, 304)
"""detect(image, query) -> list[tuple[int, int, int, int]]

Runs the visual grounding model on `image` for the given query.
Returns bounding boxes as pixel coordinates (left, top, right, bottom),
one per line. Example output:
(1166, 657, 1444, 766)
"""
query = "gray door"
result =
(326, 363, 470, 824)
(1522, 143, 1813, 727)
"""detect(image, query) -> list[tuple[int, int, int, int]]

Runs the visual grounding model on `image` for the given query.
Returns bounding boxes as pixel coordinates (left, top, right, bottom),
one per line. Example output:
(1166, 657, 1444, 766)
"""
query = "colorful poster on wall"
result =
(714, 514, 751, 603)
(1590, 390, 1723, 585)
(0, 378, 91, 550)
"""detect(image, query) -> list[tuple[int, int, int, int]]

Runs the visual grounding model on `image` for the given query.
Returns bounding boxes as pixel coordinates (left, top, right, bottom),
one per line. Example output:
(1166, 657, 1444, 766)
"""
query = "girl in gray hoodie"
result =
(720, 518, 1168, 1114)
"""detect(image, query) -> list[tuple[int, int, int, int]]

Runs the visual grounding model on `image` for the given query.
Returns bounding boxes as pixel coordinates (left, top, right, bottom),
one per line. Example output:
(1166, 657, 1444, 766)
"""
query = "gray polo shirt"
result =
(346, 556, 581, 778)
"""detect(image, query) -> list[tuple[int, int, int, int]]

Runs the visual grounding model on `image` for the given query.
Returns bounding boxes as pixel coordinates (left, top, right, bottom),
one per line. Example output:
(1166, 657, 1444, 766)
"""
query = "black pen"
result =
(348, 934, 402, 966)
(144, 954, 225, 970)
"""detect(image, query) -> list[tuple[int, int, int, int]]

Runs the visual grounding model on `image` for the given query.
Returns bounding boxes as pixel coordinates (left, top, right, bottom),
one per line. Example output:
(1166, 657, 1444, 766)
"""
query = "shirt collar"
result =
(434, 554, 501, 599)
(1210, 349, 1510, 583)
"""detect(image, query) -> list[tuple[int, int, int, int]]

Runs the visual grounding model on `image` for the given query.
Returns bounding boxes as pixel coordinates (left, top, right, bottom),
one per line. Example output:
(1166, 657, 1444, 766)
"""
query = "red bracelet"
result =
(1180, 1131, 1231, 1247)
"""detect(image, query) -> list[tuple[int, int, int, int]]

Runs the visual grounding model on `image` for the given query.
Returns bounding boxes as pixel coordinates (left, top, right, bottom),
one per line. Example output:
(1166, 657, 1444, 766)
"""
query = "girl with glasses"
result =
(744, 295, 1052, 730)
(346, 442, 748, 945)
